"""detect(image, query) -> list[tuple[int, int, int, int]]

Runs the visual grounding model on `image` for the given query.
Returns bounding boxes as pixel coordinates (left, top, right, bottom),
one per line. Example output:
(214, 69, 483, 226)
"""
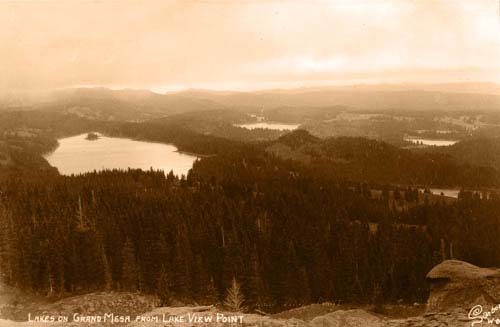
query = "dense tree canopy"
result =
(1, 146, 499, 311)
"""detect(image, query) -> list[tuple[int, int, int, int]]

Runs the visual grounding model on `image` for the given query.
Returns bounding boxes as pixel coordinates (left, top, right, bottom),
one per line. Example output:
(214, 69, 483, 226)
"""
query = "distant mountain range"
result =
(178, 82, 500, 111)
(1, 82, 499, 120)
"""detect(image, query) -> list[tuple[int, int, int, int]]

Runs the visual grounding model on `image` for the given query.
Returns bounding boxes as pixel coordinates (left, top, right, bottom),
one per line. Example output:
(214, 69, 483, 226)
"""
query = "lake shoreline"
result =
(44, 133, 198, 177)
(234, 121, 300, 131)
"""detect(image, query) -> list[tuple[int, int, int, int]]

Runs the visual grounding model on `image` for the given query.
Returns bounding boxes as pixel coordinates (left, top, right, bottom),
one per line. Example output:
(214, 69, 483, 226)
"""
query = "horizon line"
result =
(62, 80, 500, 95)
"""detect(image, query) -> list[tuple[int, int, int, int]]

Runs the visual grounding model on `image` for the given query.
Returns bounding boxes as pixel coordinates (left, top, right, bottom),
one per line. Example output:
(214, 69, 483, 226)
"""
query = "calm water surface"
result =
(405, 137, 458, 146)
(235, 122, 300, 131)
(429, 188, 460, 198)
(44, 133, 197, 176)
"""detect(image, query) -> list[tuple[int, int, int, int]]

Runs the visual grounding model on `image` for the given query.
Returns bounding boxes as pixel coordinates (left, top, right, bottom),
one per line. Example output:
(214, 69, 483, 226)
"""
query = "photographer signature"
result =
(469, 304, 500, 326)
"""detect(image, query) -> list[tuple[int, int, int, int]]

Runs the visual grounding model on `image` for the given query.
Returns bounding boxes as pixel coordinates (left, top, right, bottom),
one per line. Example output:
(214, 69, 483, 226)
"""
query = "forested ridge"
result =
(418, 136, 500, 169)
(264, 131, 500, 187)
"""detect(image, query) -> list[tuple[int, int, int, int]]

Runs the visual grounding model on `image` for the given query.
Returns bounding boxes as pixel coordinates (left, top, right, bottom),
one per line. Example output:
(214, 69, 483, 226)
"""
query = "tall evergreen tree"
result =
(224, 277, 246, 312)
(120, 238, 138, 291)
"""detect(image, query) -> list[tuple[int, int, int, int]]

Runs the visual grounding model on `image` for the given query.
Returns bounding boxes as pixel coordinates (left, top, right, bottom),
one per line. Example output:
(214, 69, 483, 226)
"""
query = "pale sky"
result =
(0, 0, 499, 92)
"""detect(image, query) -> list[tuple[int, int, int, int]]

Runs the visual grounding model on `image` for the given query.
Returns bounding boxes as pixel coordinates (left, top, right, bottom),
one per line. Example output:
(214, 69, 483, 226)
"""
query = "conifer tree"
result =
(100, 244, 113, 291)
(224, 277, 246, 312)
(157, 265, 171, 306)
(121, 238, 138, 291)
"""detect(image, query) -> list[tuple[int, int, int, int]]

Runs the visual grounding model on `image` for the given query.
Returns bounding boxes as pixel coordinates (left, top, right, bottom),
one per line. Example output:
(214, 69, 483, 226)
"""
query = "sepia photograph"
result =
(1, 0, 500, 326)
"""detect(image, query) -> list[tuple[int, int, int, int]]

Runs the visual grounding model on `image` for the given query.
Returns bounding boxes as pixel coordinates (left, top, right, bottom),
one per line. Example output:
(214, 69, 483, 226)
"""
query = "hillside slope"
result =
(266, 130, 500, 187)
(422, 137, 500, 169)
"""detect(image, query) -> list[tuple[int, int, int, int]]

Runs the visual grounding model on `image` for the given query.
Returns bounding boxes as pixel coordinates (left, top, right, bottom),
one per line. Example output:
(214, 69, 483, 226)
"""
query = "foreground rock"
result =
(310, 309, 384, 327)
(426, 259, 500, 313)
(129, 306, 472, 327)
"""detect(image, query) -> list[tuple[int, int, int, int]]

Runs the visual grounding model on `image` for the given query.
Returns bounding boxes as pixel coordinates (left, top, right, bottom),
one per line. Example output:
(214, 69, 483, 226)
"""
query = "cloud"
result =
(0, 0, 498, 91)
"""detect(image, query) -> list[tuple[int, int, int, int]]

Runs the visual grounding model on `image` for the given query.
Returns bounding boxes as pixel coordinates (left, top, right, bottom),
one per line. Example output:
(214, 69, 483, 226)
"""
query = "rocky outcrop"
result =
(386, 311, 471, 327)
(310, 309, 384, 327)
(128, 306, 386, 327)
(426, 259, 500, 312)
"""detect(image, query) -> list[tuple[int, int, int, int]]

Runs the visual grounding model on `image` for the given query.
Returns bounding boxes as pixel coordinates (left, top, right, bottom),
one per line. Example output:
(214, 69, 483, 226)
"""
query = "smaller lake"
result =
(44, 133, 197, 176)
(405, 137, 458, 146)
(235, 122, 300, 131)
(429, 188, 460, 198)
(420, 188, 490, 199)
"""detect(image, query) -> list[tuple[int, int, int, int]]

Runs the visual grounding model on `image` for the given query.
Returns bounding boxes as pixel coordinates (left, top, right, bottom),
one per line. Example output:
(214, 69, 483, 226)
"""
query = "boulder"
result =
(426, 260, 500, 312)
(309, 309, 384, 327)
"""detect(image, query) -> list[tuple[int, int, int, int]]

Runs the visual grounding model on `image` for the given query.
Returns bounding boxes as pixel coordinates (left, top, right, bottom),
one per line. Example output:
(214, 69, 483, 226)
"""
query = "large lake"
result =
(235, 122, 300, 131)
(44, 133, 197, 176)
